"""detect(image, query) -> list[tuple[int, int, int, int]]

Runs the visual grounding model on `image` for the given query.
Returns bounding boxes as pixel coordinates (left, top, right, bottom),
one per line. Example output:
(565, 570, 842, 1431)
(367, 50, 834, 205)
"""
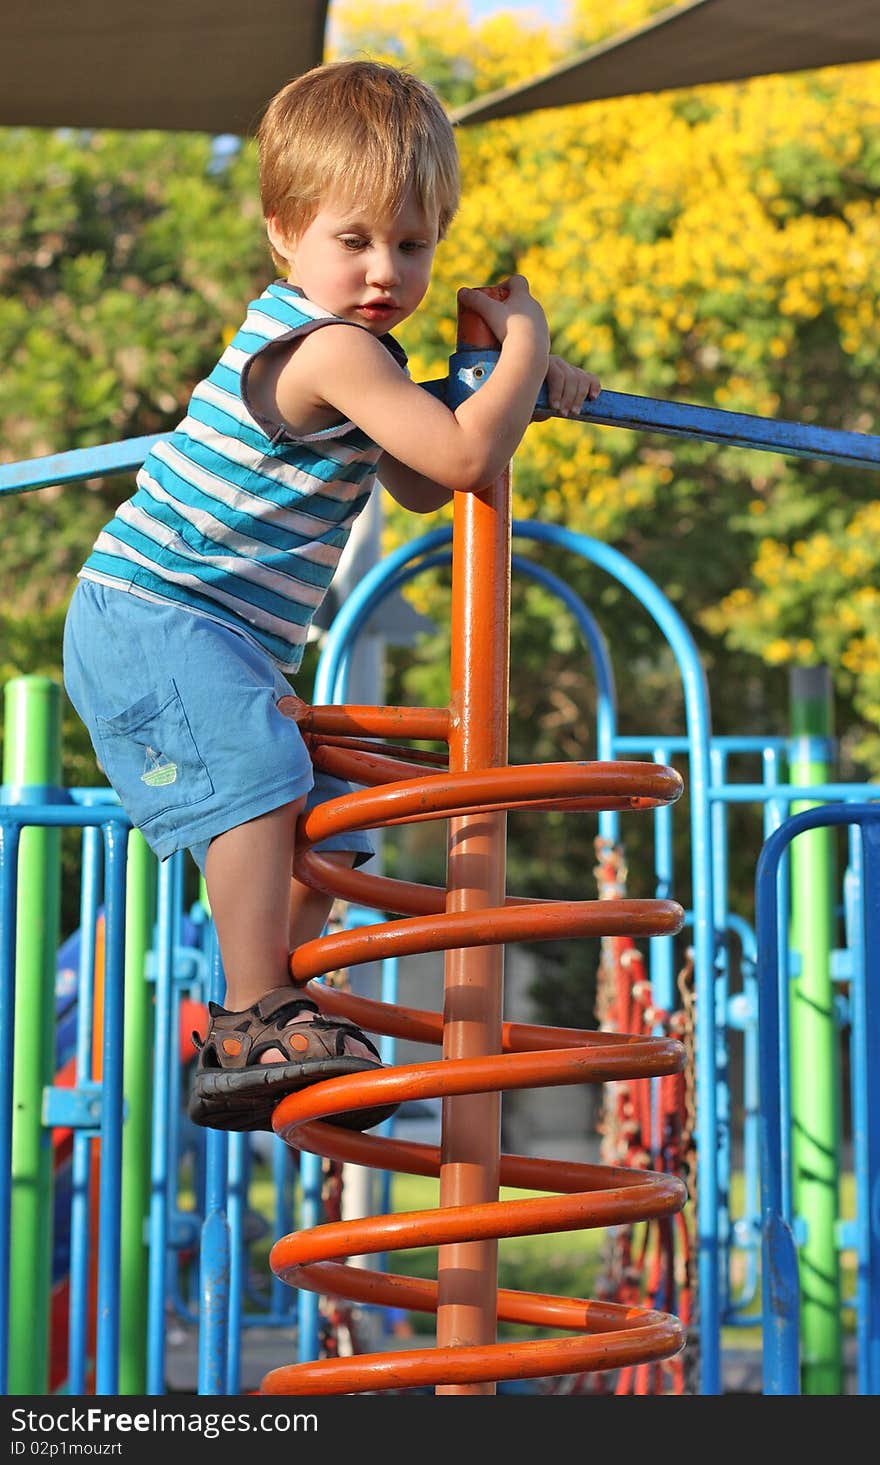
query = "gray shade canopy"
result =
(2, 1, 878, 136)
(451, 0, 880, 126)
(1, 0, 329, 134)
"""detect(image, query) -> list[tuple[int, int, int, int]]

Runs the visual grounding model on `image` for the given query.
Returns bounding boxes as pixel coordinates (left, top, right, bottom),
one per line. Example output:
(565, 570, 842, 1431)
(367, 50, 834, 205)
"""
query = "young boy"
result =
(62, 60, 600, 1134)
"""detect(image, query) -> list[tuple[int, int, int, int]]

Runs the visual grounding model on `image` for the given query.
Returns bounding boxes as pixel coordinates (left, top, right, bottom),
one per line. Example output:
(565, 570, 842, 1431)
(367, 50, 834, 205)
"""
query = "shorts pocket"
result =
(95, 679, 214, 829)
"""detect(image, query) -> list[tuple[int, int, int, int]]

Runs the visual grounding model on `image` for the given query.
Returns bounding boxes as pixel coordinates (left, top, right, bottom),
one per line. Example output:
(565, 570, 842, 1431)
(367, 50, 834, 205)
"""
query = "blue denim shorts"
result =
(62, 579, 374, 873)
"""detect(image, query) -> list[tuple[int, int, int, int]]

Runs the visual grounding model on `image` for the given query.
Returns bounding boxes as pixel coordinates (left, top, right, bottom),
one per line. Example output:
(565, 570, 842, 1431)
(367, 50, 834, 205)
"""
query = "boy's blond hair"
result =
(257, 60, 460, 269)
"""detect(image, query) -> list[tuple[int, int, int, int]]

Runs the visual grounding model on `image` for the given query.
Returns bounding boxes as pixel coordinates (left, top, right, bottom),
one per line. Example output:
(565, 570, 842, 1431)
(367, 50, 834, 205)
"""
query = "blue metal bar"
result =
(650, 742, 675, 1015)
(94, 821, 129, 1394)
(270, 1136, 297, 1323)
(0, 435, 162, 496)
(758, 749, 794, 1223)
(225, 1132, 247, 1393)
(755, 815, 803, 1394)
(197, 926, 230, 1396)
(725, 912, 762, 1322)
(709, 744, 732, 1319)
(617, 736, 787, 755)
(566, 390, 880, 470)
(423, 372, 880, 470)
(67, 826, 102, 1394)
(711, 745, 787, 1324)
(760, 745, 788, 842)
(3, 376, 878, 506)
(647, 743, 675, 1243)
(146, 855, 177, 1393)
(166, 852, 190, 1315)
(296, 1156, 322, 1365)
(0, 805, 131, 830)
(714, 738, 787, 752)
(711, 783, 880, 803)
(167, 879, 199, 1331)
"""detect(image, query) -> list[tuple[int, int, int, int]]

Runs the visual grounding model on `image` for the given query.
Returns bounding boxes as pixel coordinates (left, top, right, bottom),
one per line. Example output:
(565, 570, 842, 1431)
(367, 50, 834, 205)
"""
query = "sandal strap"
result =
(192, 987, 380, 1071)
(251, 987, 320, 1024)
(310, 1015, 383, 1063)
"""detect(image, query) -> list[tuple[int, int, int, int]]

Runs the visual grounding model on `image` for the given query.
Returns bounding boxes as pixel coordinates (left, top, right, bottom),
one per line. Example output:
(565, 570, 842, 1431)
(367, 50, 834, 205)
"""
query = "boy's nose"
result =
(366, 250, 399, 287)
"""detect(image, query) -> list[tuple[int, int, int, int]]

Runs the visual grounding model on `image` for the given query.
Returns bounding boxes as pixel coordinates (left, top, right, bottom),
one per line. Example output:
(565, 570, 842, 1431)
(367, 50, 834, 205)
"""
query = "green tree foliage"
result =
(0, 129, 272, 608)
(0, 128, 276, 931)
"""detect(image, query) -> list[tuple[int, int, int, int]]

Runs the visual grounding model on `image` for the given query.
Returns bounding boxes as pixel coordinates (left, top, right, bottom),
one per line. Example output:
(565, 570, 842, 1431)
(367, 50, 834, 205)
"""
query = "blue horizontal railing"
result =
(1, 377, 878, 499)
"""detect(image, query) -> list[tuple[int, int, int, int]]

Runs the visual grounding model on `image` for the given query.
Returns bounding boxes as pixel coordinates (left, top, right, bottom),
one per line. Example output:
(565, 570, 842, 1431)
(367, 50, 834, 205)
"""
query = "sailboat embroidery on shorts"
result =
(141, 745, 178, 787)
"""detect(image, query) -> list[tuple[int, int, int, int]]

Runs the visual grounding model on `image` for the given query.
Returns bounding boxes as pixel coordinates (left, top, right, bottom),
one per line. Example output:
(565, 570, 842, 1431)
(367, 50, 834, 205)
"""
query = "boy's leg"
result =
(288, 849, 356, 944)
(288, 767, 374, 956)
(204, 813, 371, 1061)
(193, 809, 392, 1131)
(204, 799, 302, 1008)
(287, 850, 372, 1060)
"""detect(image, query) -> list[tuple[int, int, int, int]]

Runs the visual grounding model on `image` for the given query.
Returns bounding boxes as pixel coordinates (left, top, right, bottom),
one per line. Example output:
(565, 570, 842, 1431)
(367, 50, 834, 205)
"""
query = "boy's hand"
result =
(459, 279, 599, 419)
(534, 356, 602, 420)
(458, 274, 550, 354)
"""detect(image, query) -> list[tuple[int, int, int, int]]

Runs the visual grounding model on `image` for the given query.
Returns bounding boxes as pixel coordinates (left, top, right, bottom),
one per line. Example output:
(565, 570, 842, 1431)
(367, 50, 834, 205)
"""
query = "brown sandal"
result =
(188, 986, 398, 1133)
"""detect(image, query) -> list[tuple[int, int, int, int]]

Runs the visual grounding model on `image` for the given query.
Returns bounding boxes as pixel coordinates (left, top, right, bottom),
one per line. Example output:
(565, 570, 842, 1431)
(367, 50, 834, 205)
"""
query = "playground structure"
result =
(1, 295, 880, 1396)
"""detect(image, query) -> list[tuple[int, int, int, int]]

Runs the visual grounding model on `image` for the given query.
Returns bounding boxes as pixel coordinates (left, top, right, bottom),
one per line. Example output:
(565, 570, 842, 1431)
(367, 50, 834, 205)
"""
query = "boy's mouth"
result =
(357, 300, 397, 321)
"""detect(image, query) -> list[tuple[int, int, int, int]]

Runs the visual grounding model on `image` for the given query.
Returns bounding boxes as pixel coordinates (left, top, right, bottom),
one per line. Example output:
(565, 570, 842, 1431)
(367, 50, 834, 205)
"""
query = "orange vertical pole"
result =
(435, 294, 510, 1393)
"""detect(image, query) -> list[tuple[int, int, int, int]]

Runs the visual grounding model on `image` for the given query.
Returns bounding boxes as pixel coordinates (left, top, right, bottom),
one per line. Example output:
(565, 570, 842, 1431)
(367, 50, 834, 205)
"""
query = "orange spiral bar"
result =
(259, 291, 689, 1395)
(258, 744, 688, 1394)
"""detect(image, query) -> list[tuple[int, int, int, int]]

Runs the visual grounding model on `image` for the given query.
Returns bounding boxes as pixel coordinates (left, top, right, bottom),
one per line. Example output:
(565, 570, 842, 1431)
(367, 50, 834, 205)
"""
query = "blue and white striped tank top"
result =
(79, 283, 404, 673)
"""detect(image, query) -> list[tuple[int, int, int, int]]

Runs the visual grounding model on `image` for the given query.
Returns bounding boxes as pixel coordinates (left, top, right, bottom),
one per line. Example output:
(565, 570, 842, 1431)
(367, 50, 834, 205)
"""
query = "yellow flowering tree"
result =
(333, 0, 880, 776)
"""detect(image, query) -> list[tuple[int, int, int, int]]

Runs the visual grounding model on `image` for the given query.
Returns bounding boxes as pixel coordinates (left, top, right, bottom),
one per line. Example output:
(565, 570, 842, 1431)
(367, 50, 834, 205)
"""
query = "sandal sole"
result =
(188, 1055, 398, 1133)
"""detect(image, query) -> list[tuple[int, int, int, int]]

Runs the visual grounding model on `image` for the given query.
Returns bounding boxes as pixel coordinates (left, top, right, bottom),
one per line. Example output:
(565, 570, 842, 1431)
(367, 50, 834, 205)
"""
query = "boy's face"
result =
(268, 184, 439, 335)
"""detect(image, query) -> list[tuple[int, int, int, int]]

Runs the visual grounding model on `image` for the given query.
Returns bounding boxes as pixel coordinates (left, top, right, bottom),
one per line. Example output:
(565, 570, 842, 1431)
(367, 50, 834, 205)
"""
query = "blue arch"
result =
(312, 519, 721, 1391)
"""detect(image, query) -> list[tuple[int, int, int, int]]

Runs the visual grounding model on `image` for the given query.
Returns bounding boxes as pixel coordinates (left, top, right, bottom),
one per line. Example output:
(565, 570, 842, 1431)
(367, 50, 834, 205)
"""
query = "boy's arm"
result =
(378, 345, 601, 512)
(271, 275, 551, 494)
(377, 455, 454, 513)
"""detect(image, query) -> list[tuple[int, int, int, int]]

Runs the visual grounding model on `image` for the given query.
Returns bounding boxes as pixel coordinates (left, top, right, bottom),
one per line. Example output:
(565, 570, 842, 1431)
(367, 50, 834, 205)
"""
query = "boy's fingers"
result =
(502, 274, 529, 299)
(549, 367, 602, 415)
(547, 359, 579, 413)
(459, 279, 518, 299)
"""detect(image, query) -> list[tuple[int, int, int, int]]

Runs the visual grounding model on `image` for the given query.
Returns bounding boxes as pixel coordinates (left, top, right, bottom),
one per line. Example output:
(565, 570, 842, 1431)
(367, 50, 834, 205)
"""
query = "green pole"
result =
(118, 831, 156, 1395)
(2, 676, 62, 1395)
(788, 665, 842, 1394)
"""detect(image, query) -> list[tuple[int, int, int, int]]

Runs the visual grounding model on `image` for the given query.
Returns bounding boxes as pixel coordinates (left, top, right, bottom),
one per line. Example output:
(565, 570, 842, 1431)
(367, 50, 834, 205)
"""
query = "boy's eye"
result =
(340, 235, 368, 250)
(401, 240, 429, 253)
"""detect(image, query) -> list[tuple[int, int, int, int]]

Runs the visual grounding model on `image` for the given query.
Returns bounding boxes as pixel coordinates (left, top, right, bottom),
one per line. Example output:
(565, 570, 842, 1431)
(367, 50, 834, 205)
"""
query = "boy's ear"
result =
(266, 215, 294, 265)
